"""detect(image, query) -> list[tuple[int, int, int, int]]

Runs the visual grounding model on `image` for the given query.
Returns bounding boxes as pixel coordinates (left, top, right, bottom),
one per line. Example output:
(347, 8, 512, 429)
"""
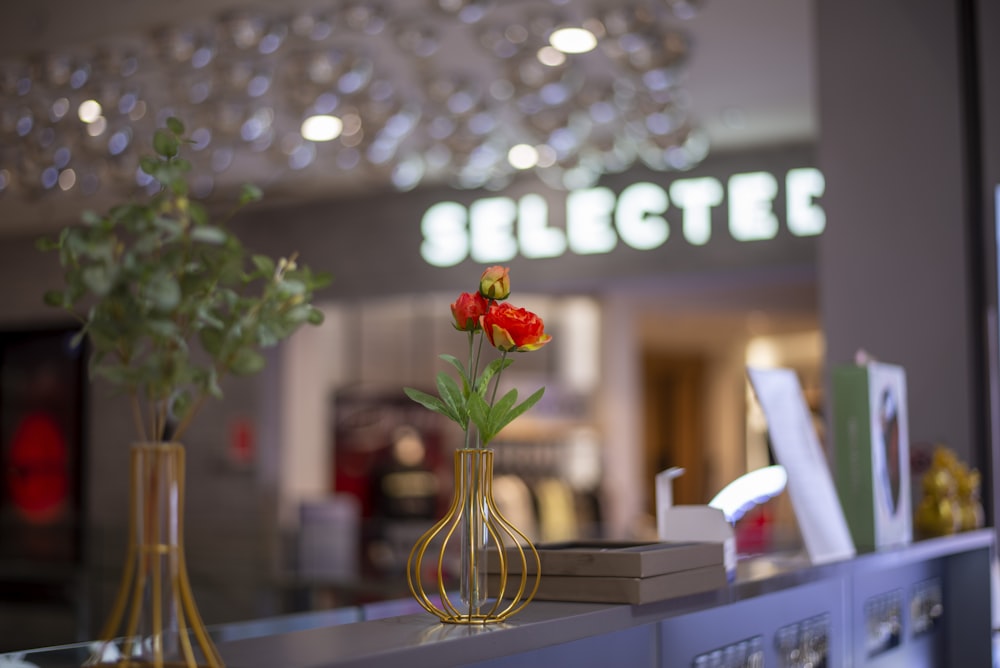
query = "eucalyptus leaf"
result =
(144, 275, 181, 311)
(190, 226, 228, 244)
(251, 255, 275, 275)
(82, 265, 114, 296)
(285, 304, 314, 324)
(230, 348, 266, 375)
(306, 307, 324, 325)
(276, 279, 306, 296)
(139, 157, 160, 176)
(165, 117, 185, 135)
(153, 129, 179, 158)
(240, 184, 263, 204)
(38, 117, 330, 443)
(42, 290, 65, 307)
(81, 210, 103, 226)
(170, 390, 192, 422)
(199, 328, 224, 356)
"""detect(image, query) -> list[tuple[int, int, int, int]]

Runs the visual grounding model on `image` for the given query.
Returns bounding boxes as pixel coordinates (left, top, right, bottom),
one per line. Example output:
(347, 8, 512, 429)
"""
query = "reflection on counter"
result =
(774, 614, 829, 668)
(692, 635, 765, 668)
(863, 590, 903, 658)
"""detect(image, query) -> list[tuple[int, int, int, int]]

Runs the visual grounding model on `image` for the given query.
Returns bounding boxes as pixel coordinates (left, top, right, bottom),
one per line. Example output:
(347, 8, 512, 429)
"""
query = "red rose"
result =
(478, 266, 511, 300)
(451, 292, 488, 331)
(483, 302, 552, 352)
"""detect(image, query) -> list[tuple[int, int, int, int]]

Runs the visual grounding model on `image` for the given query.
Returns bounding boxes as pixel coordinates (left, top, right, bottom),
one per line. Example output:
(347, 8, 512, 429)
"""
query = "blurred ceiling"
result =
(0, 0, 815, 237)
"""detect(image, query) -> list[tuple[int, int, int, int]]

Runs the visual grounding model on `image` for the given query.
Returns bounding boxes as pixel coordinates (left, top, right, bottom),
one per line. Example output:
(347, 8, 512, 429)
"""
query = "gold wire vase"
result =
(406, 447, 540, 624)
(89, 443, 223, 667)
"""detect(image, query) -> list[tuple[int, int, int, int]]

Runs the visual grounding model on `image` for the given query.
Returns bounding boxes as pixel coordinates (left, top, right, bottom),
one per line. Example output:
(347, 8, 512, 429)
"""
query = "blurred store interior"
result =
(0, 0, 994, 653)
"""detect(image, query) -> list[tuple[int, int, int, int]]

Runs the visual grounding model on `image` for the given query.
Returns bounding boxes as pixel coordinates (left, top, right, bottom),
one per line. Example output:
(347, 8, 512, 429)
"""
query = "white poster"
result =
(747, 366, 856, 564)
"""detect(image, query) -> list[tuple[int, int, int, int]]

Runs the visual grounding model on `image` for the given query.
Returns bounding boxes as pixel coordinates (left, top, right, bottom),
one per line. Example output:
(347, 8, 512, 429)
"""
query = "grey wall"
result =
(816, 1, 983, 474)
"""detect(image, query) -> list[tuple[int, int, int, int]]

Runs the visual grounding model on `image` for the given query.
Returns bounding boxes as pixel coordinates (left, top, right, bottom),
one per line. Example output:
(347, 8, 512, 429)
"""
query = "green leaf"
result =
(200, 367, 223, 398)
(190, 226, 228, 244)
(199, 328, 224, 355)
(475, 357, 513, 395)
(439, 354, 473, 395)
(194, 305, 225, 330)
(153, 129, 179, 158)
(467, 393, 491, 440)
(284, 304, 314, 324)
(436, 372, 467, 424)
(42, 290, 65, 307)
(144, 275, 181, 311)
(81, 210, 103, 226)
(494, 387, 545, 435)
(230, 348, 265, 375)
(276, 279, 306, 296)
(306, 307, 324, 325)
(487, 389, 519, 434)
(36, 237, 58, 252)
(403, 387, 453, 422)
(169, 390, 191, 423)
(440, 354, 466, 378)
(189, 201, 208, 226)
(69, 328, 87, 350)
(139, 157, 160, 176)
(144, 319, 179, 339)
(251, 255, 275, 275)
(82, 265, 114, 296)
(165, 117, 185, 136)
(240, 184, 263, 205)
(152, 216, 184, 237)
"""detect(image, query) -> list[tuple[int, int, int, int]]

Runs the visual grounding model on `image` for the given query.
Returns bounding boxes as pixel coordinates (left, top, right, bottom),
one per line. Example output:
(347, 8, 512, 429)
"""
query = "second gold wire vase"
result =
(89, 443, 223, 667)
(406, 447, 540, 624)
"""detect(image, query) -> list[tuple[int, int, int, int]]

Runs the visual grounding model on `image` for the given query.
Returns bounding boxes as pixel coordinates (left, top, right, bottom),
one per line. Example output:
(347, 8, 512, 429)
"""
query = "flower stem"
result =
(489, 351, 508, 406)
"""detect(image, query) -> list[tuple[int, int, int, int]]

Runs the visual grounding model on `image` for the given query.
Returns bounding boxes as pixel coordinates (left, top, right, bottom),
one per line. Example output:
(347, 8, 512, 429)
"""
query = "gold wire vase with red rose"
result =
(403, 265, 552, 624)
(88, 443, 222, 667)
(406, 446, 540, 624)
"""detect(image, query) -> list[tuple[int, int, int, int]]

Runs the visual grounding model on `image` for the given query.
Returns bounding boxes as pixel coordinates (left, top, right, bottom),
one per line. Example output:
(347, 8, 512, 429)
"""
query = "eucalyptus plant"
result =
(38, 117, 331, 443)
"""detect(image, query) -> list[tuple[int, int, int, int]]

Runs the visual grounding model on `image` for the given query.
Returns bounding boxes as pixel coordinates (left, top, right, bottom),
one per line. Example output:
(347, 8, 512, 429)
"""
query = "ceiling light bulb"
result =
(300, 114, 343, 141)
(536, 46, 566, 67)
(507, 143, 539, 170)
(549, 27, 597, 54)
(78, 99, 103, 123)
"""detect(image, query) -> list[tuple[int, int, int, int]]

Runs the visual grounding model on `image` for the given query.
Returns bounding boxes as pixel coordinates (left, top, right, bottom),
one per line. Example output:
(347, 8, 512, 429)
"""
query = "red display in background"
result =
(6, 411, 69, 523)
(0, 327, 85, 565)
(229, 417, 255, 465)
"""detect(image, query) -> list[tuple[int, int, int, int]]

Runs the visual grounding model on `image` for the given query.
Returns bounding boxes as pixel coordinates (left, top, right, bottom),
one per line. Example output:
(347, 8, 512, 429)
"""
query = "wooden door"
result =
(642, 352, 706, 512)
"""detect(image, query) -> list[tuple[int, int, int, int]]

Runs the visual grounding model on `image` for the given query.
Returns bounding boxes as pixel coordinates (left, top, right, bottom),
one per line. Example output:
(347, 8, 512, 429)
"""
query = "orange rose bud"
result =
(479, 265, 511, 300)
(451, 292, 488, 331)
(483, 302, 552, 352)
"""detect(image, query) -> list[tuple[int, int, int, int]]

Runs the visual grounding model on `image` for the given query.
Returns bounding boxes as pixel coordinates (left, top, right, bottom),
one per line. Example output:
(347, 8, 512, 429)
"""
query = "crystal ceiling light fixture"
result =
(0, 0, 707, 208)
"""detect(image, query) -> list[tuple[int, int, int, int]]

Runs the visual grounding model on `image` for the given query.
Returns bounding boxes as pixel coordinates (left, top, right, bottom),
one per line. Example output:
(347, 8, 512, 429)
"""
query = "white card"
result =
(747, 366, 856, 564)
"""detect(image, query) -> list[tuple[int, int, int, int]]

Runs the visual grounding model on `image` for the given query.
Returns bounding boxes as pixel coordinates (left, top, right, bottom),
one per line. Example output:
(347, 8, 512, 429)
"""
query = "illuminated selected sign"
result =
(420, 168, 825, 267)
